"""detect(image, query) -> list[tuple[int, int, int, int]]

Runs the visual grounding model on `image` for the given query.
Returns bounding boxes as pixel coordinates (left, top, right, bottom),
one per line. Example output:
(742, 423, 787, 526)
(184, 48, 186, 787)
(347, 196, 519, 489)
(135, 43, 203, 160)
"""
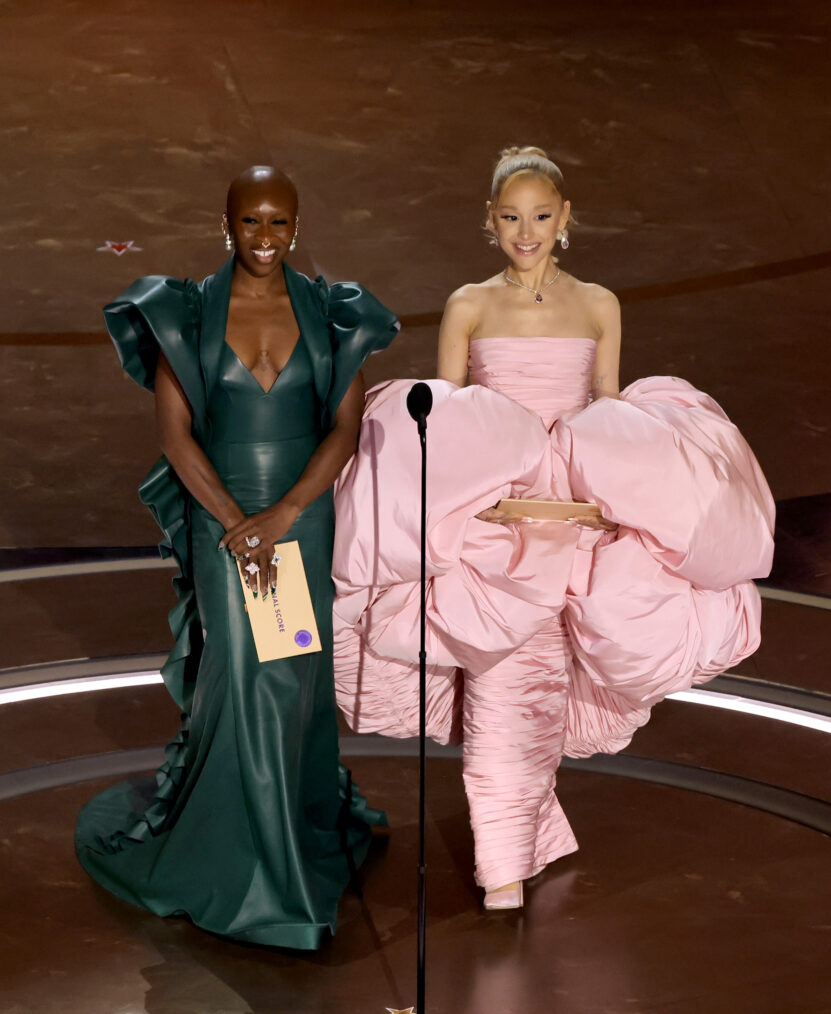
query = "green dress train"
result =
(75, 259, 398, 949)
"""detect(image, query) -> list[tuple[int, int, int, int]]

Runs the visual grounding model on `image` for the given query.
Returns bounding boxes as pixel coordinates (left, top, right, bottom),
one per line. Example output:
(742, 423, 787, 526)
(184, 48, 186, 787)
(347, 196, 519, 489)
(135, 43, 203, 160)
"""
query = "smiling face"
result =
(224, 168, 298, 279)
(488, 173, 570, 272)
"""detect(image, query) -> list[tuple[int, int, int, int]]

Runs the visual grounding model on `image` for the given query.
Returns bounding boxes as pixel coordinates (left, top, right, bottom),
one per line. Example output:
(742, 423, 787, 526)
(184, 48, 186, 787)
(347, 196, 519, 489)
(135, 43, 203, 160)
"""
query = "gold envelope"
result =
(237, 540, 322, 662)
(495, 498, 601, 521)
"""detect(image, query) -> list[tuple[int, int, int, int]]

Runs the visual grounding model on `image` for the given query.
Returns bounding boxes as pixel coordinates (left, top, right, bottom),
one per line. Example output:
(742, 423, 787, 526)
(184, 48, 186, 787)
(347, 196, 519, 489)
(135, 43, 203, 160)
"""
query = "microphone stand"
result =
(406, 382, 433, 1014)
(417, 404, 427, 1014)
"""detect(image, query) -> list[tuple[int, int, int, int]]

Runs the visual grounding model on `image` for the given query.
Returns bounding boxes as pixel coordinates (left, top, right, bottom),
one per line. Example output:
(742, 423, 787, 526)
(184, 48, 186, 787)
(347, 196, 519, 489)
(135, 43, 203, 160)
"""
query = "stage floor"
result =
(2, 734, 830, 1014)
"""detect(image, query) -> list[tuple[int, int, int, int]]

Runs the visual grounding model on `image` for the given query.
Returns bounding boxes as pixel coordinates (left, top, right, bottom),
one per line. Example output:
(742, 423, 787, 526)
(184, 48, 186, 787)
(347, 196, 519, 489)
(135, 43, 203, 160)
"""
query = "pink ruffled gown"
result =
(332, 337, 774, 890)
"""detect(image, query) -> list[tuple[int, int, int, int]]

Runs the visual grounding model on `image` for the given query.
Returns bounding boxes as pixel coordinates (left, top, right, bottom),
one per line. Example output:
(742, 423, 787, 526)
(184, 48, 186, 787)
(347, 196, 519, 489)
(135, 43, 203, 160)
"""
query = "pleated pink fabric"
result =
(332, 338, 774, 888)
(468, 336, 594, 428)
(463, 615, 578, 888)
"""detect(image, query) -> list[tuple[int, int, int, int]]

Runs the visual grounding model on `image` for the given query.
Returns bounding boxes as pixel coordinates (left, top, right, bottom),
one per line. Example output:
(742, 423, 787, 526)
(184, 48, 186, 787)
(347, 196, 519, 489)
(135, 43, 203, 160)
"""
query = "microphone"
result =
(406, 382, 433, 433)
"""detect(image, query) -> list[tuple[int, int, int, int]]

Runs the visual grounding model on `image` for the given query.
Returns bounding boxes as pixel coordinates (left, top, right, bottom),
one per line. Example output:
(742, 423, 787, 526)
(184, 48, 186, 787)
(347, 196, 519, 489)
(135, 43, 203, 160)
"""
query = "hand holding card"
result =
(237, 540, 322, 661)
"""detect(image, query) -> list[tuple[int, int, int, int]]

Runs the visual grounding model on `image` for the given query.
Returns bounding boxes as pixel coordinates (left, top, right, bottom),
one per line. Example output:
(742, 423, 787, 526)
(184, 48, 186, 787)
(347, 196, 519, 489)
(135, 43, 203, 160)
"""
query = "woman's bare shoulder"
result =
(446, 274, 503, 305)
(570, 277, 620, 329)
(443, 276, 502, 328)
(570, 277, 619, 308)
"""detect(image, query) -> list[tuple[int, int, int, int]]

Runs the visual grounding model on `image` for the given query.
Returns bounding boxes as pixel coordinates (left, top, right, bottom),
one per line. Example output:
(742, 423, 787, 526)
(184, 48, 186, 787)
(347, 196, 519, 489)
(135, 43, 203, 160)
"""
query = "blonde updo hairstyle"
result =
(485, 145, 574, 246)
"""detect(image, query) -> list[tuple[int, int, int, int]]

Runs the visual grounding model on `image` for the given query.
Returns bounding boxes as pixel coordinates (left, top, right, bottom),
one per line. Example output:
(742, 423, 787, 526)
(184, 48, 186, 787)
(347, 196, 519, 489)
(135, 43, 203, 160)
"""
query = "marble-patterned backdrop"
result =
(0, 0, 829, 544)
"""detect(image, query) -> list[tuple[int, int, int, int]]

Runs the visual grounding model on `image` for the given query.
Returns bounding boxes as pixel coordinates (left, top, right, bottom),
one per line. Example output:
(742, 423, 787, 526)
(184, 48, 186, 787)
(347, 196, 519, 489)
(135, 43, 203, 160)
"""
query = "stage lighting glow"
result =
(667, 688, 831, 734)
(0, 672, 829, 735)
(0, 672, 163, 705)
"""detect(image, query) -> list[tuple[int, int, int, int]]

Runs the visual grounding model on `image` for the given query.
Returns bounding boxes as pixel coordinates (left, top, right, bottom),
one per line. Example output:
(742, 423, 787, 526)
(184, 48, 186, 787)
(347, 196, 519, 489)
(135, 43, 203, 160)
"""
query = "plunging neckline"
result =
(224, 333, 303, 395)
(221, 261, 306, 395)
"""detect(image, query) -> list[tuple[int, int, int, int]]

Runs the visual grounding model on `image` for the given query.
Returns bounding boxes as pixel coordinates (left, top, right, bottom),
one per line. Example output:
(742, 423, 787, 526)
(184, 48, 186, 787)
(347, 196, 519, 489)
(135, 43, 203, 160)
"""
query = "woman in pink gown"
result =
(332, 146, 774, 910)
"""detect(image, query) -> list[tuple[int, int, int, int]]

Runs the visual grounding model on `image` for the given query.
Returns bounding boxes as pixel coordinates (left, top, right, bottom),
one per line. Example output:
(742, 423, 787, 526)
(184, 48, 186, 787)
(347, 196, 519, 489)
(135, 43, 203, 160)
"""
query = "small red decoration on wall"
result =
(97, 240, 142, 256)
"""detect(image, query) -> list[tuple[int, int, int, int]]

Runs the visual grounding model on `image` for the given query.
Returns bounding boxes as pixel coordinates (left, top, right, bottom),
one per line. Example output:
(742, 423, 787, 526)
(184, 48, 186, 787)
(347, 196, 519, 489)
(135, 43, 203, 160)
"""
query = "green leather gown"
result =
(75, 259, 398, 949)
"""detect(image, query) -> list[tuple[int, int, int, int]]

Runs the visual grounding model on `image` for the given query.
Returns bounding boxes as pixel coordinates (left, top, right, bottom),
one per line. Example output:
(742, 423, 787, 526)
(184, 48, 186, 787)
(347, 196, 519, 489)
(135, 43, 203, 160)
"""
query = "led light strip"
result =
(0, 672, 163, 704)
(668, 688, 831, 734)
(757, 586, 831, 611)
(1, 671, 830, 735)
(0, 558, 175, 583)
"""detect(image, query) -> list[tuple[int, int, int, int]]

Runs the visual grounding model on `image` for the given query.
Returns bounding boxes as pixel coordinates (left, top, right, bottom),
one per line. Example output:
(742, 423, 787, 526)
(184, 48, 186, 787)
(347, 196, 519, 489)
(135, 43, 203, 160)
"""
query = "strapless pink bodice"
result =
(468, 337, 596, 429)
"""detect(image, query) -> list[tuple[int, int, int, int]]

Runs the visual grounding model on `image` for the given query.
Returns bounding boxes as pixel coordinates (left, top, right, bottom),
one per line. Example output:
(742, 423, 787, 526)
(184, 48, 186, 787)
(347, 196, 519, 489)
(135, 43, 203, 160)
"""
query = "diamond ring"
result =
(271, 553, 282, 566)
(245, 535, 261, 548)
(245, 562, 260, 575)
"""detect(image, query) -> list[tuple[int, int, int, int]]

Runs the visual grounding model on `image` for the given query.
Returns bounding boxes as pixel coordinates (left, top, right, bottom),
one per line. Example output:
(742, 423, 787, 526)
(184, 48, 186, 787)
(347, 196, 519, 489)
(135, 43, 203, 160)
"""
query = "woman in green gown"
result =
(75, 166, 398, 949)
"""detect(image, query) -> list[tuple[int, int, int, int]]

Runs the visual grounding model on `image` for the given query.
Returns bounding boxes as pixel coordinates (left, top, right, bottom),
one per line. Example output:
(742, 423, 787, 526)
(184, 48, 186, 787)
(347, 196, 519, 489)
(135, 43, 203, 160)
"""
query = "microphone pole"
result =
(406, 381, 433, 1014)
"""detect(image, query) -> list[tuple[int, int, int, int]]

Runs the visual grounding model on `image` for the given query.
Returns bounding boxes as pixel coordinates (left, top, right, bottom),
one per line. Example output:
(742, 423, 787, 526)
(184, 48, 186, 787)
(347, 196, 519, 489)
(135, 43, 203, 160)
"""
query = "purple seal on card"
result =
(294, 629, 313, 648)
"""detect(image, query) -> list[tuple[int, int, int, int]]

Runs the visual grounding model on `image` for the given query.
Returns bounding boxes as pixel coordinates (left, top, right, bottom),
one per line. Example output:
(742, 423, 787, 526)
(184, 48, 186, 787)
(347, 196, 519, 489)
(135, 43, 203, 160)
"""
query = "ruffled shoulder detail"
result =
(104, 275, 205, 424)
(139, 455, 203, 715)
(103, 274, 211, 723)
(316, 277, 400, 423)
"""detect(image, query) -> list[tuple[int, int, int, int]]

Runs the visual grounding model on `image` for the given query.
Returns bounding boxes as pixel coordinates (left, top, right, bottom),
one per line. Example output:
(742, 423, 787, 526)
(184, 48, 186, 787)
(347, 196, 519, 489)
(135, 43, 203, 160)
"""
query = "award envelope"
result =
(238, 540, 322, 662)
(495, 498, 602, 521)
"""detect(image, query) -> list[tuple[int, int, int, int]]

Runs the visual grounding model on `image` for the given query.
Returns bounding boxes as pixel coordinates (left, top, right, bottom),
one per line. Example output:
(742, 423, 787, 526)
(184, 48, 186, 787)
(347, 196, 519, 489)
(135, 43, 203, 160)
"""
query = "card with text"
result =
(238, 540, 322, 662)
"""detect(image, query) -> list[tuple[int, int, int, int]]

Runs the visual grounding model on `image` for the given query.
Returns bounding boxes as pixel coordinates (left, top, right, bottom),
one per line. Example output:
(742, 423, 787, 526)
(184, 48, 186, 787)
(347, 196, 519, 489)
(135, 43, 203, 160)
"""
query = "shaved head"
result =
(226, 165, 298, 218)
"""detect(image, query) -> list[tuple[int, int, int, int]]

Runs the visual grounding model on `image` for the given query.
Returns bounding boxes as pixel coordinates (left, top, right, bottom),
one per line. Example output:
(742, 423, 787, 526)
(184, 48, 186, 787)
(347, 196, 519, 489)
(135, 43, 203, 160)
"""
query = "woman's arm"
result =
(155, 353, 245, 530)
(591, 288, 621, 401)
(437, 286, 478, 386)
(219, 372, 367, 593)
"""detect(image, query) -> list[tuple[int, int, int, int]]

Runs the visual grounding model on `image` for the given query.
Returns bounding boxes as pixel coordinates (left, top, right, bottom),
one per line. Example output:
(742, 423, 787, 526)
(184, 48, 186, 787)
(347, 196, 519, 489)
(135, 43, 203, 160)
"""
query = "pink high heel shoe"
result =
(483, 881, 524, 910)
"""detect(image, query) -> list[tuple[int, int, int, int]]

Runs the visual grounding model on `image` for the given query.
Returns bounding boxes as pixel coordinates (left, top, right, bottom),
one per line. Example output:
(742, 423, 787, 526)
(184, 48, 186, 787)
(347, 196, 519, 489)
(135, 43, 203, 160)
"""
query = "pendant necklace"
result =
(503, 266, 561, 303)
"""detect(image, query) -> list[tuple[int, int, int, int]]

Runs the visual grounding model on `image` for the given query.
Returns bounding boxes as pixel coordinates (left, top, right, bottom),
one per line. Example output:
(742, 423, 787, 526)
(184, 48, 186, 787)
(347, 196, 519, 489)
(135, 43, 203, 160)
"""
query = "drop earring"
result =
(290, 218, 299, 252)
(559, 230, 570, 250)
(221, 215, 233, 251)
